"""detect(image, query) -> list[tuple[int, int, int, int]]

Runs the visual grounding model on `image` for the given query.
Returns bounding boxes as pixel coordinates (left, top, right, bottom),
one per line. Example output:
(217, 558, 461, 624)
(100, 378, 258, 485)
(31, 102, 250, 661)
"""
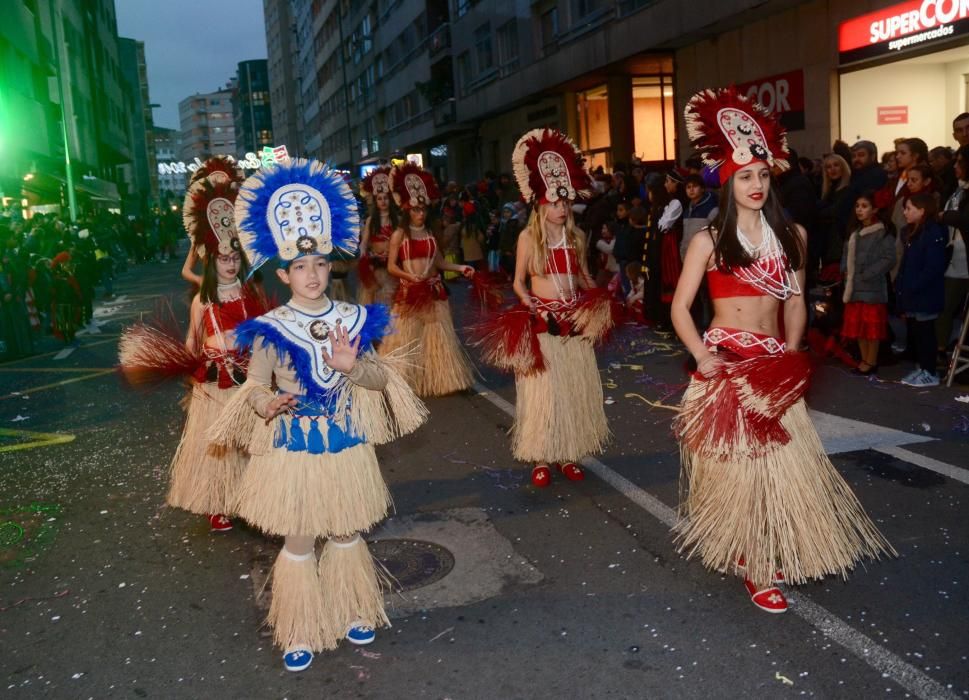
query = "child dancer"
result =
(381, 162, 476, 397)
(207, 157, 426, 672)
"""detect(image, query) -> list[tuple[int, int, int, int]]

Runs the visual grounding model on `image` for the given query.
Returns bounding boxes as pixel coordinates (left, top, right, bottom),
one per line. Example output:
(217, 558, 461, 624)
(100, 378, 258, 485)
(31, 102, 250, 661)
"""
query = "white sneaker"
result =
(906, 370, 940, 387)
(899, 369, 922, 385)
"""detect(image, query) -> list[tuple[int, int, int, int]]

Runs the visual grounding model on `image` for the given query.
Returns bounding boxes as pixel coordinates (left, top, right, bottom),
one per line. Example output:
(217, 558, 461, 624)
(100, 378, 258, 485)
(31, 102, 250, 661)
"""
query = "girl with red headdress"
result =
(357, 166, 400, 305)
(120, 173, 266, 533)
(381, 162, 475, 397)
(670, 87, 894, 613)
(473, 129, 613, 487)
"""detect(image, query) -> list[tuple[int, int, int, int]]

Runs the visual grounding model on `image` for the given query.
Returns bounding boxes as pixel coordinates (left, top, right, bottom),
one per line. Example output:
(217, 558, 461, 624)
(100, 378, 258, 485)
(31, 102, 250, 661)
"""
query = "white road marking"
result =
(810, 409, 934, 454)
(472, 381, 960, 700)
(53, 347, 75, 361)
(874, 445, 969, 487)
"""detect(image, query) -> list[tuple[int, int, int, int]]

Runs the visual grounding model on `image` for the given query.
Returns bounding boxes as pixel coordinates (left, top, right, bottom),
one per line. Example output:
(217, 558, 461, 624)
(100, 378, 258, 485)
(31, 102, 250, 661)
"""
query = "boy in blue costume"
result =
(207, 157, 426, 672)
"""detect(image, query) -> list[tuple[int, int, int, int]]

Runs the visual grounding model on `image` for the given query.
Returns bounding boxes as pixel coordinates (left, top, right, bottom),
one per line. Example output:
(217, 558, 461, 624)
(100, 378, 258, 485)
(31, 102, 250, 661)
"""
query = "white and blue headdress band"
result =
(234, 157, 360, 272)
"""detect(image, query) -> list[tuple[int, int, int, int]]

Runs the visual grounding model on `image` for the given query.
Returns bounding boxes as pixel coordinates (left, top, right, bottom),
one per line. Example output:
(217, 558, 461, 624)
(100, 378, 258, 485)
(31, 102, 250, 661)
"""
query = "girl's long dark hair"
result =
(710, 175, 804, 271)
(367, 196, 399, 240)
(903, 192, 939, 242)
(199, 251, 251, 305)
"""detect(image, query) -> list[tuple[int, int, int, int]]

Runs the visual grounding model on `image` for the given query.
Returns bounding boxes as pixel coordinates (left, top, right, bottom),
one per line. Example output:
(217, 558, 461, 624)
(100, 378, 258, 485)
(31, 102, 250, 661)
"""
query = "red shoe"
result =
(557, 462, 585, 482)
(736, 556, 784, 583)
(744, 579, 787, 613)
(208, 514, 233, 532)
(531, 465, 551, 488)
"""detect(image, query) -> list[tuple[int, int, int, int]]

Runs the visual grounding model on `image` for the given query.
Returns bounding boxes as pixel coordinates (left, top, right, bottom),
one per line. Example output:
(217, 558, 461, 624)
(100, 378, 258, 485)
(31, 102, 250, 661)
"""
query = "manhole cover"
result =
(371, 538, 455, 592)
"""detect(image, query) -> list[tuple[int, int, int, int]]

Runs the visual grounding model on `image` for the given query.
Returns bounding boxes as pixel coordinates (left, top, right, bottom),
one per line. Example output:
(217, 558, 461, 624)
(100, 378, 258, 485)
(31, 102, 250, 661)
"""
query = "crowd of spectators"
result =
(0, 206, 181, 360)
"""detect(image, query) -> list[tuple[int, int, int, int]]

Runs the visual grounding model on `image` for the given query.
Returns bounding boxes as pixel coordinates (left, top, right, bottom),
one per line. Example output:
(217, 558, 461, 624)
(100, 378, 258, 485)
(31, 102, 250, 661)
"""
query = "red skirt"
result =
(841, 302, 887, 341)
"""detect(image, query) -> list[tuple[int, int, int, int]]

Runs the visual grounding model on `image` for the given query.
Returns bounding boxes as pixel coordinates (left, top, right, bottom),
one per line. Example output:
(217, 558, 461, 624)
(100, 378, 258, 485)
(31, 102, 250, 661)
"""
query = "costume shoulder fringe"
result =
(333, 346, 428, 444)
(204, 381, 276, 455)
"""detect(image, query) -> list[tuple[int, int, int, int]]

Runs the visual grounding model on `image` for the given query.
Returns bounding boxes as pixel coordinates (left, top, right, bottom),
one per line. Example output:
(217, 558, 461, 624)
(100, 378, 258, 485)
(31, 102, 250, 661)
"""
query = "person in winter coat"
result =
(895, 193, 947, 387)
(937, 145, 969, 354)
(841, 192, 896, 376)
(817, 154, 854, 270)
(680, 174, 719, 261)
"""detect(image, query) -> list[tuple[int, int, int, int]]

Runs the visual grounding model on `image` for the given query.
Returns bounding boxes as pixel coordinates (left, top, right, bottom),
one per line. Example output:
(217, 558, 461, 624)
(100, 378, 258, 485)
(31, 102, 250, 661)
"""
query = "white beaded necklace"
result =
(406, 228, 435, 279)
(546, 232, 577, 301)
(733, 212, 801, 300)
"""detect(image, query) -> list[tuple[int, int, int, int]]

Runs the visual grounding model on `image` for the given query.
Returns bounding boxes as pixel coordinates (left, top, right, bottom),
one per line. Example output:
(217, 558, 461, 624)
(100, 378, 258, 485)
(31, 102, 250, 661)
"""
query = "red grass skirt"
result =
(841, 302, 887, 341)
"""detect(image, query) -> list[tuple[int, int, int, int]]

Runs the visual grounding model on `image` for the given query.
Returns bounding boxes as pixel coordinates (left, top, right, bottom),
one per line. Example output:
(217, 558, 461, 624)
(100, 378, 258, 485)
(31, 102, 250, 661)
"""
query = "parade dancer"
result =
(670, 88, 895, 613)
(357, 166, 400, 305)
(382, 161, 475, 397)
(206, 157, 426, 672)
(473, 129, 612, 487)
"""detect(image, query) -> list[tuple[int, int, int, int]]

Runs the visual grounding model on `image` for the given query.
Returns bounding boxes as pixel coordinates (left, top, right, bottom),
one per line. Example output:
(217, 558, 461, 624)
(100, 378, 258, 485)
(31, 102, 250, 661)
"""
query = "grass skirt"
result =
(166, 381, 246, 515)
(512, 333, 609, 463)
(675, 378, 895, 589)
(234, 441, 392, 538)
(380, 298, 474, 397)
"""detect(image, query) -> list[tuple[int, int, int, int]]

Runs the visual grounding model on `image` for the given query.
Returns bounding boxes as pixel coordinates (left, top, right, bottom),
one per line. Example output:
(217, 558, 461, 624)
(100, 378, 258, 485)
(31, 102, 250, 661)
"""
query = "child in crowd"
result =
(625, 261, 645, 320)
(485, 209, 501, 273)
(895, 192, 948, 387)
(841, 192, 897, 376)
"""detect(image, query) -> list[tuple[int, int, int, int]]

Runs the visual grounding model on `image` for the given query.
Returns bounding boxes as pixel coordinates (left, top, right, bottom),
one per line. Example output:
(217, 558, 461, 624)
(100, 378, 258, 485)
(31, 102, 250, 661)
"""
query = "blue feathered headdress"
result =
(234, 157, 360, 272)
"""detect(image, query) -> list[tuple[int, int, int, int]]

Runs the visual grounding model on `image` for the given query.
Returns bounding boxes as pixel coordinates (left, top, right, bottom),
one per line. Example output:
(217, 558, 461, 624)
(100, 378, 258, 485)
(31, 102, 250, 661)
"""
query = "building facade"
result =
(1, 0, 136, 217)
(264, 0, 302, 153)
(233, 59, 274, 154)
(266, 0, 969, 182)
(118, 37, 158, 215)
(178, 82, 237, 163)
(153, 126, 184, 207)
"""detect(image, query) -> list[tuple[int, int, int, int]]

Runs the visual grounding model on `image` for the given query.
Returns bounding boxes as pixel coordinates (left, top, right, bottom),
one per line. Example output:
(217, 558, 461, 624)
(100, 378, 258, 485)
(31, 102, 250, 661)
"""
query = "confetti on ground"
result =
(625, 393, 678, 412)
(428, 627, 455, 643)
(955, 395, 969, 404)
(775, 672, 794, 686)
(10, 416, 29, 422)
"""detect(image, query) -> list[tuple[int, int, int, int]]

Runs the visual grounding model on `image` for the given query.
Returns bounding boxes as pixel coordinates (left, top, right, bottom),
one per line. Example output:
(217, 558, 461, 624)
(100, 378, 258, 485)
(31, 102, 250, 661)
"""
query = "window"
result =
(454, 0, 473, 18)
(496, 20, 519, 75)
(574, 0, 609, 18)
(456, 51, 471, 97)
(540, 8, 558, 54)
(474, 23, 493, 73)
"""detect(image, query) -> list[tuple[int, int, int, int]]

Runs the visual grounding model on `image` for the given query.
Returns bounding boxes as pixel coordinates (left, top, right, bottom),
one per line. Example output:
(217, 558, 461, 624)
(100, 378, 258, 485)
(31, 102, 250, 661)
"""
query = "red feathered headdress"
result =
(182, 178, 241, 259)
(189, 155, 244, 187)
(685, 87, 790, 185)
(361, 166, 392, 202)
(512, 128, 592, 204)
(390, 162, 440, 210)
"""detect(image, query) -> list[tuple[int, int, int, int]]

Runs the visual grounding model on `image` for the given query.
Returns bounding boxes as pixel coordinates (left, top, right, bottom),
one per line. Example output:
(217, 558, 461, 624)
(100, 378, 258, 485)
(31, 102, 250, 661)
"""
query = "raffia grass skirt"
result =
(674, 379, 895, 589)
(380, 299, 474, 397)
(166, 381, 246, 515)
(512, 333, 609, 463)
(267, 538, 391, 652)
(233, 442, 392, 539)
(357, 266, 397, 306)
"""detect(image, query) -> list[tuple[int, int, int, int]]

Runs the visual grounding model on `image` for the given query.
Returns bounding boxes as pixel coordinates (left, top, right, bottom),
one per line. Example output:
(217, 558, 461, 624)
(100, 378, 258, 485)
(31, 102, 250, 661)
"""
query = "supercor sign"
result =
(839, 0, 969, 62)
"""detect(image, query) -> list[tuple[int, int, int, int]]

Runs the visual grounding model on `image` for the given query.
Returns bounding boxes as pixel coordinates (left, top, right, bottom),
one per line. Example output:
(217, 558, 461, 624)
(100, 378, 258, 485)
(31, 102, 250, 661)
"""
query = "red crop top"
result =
(399, 236, 437, 262)
(706, 256, 789, 299)
(203, 292, 263, 337)
(545, 247, 579, 275)
(372, 224, 393, 245)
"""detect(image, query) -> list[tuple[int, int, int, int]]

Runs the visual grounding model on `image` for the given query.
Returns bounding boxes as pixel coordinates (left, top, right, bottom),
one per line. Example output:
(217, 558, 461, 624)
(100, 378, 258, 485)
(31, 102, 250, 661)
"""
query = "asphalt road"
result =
(1, 254, 967, 699)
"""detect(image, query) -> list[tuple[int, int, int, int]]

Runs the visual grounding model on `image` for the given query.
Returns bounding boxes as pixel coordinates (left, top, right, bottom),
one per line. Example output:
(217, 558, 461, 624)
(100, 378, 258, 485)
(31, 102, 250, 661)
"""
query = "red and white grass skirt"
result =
(841, 302, 887, 341)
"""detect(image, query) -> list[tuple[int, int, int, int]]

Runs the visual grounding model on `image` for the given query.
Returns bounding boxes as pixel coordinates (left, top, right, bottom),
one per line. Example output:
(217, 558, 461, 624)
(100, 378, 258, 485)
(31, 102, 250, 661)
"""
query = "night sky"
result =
(115, 0, 267, 129)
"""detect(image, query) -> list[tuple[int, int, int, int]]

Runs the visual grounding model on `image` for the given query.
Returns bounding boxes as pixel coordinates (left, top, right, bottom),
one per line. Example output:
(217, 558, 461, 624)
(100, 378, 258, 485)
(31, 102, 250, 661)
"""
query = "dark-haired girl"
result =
(896, 193, 948, 387)
(841, 192, 896, 376)
(168, 247, 266, 531)
(671, 87, 893, 614)
(358, 188, 400, 305)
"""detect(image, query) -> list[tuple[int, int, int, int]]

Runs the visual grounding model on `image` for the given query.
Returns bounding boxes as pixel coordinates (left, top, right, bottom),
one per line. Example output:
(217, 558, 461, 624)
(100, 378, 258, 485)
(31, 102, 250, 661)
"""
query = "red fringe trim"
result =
(468, 305, 544, 375)
(358, 256, 377, 289)
(470, 271, 507, 311)
(674, 351, 812, 459)
(394, 278, 447, 314)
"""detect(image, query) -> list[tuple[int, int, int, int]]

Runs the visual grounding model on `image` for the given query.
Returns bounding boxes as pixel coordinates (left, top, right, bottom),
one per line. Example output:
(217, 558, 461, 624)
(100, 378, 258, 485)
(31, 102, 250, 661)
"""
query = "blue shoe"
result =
(899, 369, 922, 385)
(345, 623, 376, 646)
(283, 648, 313, 672)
